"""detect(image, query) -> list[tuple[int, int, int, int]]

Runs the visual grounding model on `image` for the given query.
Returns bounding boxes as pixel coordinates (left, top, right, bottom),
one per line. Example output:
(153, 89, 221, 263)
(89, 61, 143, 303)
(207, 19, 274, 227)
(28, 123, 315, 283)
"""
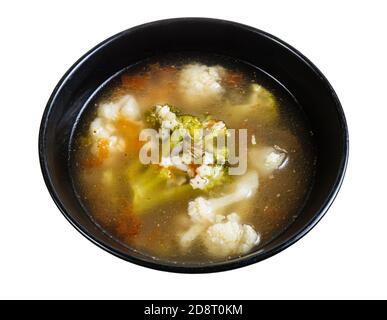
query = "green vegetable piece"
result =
(177, 115, 203, 138)
(202, 165, 230, 191)
(249, 84, 278, 123)
(128, 161, 195, 213)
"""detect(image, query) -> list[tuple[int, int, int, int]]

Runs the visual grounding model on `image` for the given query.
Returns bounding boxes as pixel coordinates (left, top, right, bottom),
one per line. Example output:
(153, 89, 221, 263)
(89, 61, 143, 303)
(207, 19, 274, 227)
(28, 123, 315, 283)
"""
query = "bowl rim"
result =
(39, 17, 349, 273)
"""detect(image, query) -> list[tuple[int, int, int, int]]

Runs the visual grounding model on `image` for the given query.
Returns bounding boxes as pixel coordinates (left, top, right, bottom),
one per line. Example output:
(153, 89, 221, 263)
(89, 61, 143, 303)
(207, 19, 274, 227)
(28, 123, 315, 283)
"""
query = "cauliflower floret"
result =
(107, 135, 126, 152)
(98, 102, 120, 121)
(239, 224, 260, 254)
(159, 154, 189, 172)
(196, 164, 212, 177)
(171, 155, 189, 172)
(179, 64, 225, 102)
(203, 120, 228, 161)
(90, 134, 126, 156)
(119, 95, 140, 120)
(90, 118, 112, 139)
(204, 120, 227, 142)
(189, 170, 259, 213)
(204, 213, 260, 257)
(180, 224, 206, 249)
(88, 94, 141, 159)
(180, 197, 225, 248)
(232, 170, 259, 199)
(188, 197, 216, 224)
(189, 164, 225, 190)
(249, 145, 288, 176)
(98, 95, 140, 121)
(180, 171, 260, 251)
(145, 105, 231, 190)
(190, 175, 209, 189)
(155, 105, 179, 130)
(190, 164, 212, 189)
(89, 116, 126, 156)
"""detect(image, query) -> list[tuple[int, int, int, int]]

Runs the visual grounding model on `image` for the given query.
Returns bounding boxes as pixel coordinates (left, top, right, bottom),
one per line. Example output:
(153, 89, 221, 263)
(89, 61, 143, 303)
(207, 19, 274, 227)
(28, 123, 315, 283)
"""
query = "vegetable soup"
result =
(71, 54, 315, 263)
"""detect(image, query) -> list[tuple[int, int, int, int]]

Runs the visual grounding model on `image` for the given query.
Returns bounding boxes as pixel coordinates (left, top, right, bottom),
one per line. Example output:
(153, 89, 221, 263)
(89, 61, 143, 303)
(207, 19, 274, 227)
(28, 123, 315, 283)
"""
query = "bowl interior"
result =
(39, 18, 348, 272)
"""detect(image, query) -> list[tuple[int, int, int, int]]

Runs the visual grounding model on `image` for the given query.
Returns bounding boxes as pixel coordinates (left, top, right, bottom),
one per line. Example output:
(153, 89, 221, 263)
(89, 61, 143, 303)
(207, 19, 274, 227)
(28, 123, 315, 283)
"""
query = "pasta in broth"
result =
(71, 54, 315, 263)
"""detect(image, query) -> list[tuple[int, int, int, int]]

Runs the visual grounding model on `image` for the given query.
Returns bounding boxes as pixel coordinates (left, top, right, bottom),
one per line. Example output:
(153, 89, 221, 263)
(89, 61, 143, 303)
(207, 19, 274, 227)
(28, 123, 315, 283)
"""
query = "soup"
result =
(71, 54, 315, 263)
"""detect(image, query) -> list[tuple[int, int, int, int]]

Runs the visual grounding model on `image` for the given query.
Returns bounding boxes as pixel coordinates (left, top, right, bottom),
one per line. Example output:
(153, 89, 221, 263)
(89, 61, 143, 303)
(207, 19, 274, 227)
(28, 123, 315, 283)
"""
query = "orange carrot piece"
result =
(82, 138, 110, 168)
(97, 138, 110, 160)
(115, 205, 142, 238)
(115, 117, 143, 155)
(224, 71, 245, 87)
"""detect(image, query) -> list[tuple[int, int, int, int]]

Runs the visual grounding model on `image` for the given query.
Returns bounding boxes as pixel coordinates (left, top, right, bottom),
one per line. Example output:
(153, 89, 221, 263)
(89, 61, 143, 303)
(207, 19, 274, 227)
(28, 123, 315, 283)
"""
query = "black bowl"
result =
(39, 18, 348, 273)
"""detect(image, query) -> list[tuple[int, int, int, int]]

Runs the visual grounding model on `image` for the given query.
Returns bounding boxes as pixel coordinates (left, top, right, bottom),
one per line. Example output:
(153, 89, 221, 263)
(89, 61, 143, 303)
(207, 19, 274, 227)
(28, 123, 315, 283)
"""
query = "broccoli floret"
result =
(248, 84, 278, 123)
(250, 84, 276, 108)
(201, 119, 229, 164)
(143, 104, 232, 192)
(144, 110, 158, 128)
(203, 173, 227, 190)
(226, 84, 278, 124)
(190, 164, 230, 191)
(145, 104, 181, 128)
(146, 105, 203, 137)
(177, 115, 203, 137)
(204, 165, 229, 190)
(128, 161, 195, 213)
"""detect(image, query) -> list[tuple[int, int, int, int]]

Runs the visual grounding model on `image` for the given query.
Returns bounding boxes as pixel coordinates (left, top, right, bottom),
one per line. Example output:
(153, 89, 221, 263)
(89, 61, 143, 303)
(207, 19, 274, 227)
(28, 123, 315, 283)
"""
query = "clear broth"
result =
(71, 53, 315, 263)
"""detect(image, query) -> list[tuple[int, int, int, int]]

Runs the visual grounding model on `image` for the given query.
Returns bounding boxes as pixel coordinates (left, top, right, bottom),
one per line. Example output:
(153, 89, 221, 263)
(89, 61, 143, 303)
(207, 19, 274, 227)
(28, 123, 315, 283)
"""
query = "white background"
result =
(1, 0, 386, 300)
